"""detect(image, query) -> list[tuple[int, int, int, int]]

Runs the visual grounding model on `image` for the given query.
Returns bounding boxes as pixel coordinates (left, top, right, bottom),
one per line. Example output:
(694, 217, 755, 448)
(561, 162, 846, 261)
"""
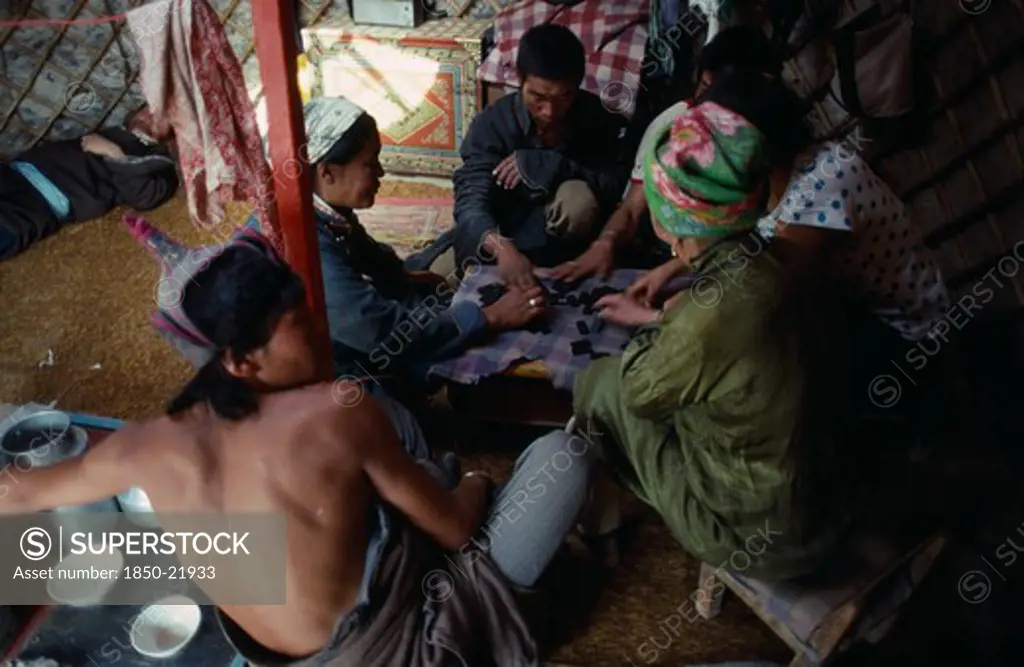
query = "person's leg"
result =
(374, 394, 431, 459)
(0, 166, 62, 260)
(427, 247, 458, 288)
(562, 416, 622, 537)
(403, 228, 454, 272)
(0, 217, 16, 260)
(544, 180, 600, 242)
(482, 430, 597, 588)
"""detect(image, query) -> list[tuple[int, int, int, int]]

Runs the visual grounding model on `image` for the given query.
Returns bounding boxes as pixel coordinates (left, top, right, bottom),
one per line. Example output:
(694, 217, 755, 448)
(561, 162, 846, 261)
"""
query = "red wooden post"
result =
(251, 0, 332, 371)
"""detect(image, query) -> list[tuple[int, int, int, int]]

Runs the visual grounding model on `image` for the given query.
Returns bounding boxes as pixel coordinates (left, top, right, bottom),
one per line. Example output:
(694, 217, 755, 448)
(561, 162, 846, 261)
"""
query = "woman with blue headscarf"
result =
(260, 97, 548, 398)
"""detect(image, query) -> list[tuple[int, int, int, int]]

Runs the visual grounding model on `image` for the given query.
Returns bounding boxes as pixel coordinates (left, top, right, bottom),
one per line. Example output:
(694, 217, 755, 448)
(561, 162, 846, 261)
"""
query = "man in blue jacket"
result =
(406, 24, 630, 289)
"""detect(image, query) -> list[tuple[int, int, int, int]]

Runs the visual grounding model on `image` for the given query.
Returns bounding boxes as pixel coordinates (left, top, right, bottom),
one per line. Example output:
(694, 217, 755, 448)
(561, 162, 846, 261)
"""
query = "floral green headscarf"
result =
(642, 101, 769, 238)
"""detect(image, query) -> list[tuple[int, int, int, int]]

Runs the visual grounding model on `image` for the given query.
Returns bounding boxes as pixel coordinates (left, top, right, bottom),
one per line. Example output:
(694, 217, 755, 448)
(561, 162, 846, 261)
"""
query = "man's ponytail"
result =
(166, 356, 260, 421)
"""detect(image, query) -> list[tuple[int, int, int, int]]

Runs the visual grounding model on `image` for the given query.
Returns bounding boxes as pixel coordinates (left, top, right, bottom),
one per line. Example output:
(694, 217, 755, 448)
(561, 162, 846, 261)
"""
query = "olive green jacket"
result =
(574, 233, 859, 580)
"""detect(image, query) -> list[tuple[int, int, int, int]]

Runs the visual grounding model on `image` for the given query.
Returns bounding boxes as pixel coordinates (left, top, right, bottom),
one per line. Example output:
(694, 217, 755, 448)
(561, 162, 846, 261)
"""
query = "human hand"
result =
(80, 134, 126, 159)
(493, 154, 522, 190)
(551, 238, 615, 283)
(482, 285, 548, 331)
(495, 246, 539, 290)
(625, 259, 683, 308)
(594, 293, 660, 327)
(662, 291, 684, 311)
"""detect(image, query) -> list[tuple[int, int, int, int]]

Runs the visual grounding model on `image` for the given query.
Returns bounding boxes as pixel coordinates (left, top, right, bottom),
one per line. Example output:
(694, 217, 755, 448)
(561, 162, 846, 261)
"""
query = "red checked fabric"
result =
(478, 0, 650, 118)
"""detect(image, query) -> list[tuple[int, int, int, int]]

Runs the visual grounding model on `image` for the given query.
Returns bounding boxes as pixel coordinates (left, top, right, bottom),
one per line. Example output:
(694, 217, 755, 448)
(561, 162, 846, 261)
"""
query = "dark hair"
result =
(516, 24, 585, 85)
(318, 112, 379, 166)
(166, 246, 306, 421)
(697, 69, 811, 164)
(697, 25, 783, 80)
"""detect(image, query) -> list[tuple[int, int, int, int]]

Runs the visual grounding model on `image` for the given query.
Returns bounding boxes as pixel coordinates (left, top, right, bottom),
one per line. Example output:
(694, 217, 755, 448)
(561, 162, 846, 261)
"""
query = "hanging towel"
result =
(125, 0, 283, 254)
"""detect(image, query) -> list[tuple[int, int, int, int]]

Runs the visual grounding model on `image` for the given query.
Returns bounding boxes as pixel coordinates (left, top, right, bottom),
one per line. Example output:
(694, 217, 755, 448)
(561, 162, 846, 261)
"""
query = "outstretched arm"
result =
(349, 399, 488, 551)
(0, 426, 137, 514)
(321, 241, 487, 372)
(452, 111, 512, 260)
(551, 182, 649, 281)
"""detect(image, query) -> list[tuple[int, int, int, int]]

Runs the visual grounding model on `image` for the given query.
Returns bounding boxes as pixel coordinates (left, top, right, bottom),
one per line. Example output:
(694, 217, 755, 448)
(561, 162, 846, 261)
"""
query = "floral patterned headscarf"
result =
(642, 101, 769, 238)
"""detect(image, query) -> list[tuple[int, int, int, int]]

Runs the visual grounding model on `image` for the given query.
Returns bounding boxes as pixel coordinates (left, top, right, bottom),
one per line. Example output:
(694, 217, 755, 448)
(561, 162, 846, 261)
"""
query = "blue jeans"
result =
(480, 430, 597, 588)
(376, 398, 596, 588)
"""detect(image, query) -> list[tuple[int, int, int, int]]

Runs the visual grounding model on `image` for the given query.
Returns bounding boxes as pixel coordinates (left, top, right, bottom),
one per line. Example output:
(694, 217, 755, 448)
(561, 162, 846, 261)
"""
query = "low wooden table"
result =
(444, 361, 575, 427)
(428, 267, 648, 426)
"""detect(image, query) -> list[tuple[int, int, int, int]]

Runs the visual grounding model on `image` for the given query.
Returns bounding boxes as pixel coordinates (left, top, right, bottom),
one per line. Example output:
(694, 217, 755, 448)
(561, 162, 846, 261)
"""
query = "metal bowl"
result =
(131, 594, 202, 658)
(0, 411, 87, 469)
(116, 486, 160, 529)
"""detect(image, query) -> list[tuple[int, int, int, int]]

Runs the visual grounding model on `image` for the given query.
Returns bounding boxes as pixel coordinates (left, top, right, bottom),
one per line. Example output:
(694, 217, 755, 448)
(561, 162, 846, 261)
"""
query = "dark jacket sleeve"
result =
(349, 222, 406, 277)
(95, 127, 179, 210)
(320, 232, 488, 373)
(451, 107, 515, 259)
(104, 155, 180, 210)
(98, 127, 167, 158)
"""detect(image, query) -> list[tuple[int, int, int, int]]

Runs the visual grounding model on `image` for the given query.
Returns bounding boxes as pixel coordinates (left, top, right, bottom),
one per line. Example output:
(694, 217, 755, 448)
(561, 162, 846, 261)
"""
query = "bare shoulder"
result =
(319, 383, 391, 447)
(276, 382, 388, 457)
(93, 417, 169, 463)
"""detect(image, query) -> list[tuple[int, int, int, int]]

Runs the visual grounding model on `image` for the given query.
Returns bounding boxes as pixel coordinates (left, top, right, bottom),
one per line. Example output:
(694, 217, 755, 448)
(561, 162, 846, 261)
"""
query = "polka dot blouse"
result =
(756, 142, 950, 341)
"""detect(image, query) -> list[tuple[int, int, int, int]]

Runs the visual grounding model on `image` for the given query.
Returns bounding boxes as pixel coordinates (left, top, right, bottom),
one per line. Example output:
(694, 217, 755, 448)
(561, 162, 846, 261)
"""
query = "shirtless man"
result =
(0, 227, 598, 666)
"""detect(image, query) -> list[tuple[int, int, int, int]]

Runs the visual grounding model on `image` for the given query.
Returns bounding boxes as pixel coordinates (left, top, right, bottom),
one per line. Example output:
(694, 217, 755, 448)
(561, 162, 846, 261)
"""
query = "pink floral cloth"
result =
(126, 0, 283, 253)
(642, 101, 769, 237)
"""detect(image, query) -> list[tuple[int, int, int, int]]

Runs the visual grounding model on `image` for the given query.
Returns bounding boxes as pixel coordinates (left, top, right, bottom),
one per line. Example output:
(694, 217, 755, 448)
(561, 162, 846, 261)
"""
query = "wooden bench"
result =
(694, 531, 947, 666)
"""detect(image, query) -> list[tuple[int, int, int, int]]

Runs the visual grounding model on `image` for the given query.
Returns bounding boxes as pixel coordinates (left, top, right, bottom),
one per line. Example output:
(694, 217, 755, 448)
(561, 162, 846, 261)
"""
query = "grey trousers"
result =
(476, 430, 597, 588)
(378, 396, 596, 588)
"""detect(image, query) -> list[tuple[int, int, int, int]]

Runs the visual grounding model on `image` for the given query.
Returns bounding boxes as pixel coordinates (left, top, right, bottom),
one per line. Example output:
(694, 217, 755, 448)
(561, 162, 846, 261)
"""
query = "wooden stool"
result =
(694, 531, 947, 666)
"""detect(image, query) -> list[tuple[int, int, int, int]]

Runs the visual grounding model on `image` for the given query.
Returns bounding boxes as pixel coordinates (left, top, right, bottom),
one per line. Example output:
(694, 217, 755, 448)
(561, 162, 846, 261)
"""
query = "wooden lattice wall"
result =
(0, 0, 348, 158)
(871, 1, 1024, 367)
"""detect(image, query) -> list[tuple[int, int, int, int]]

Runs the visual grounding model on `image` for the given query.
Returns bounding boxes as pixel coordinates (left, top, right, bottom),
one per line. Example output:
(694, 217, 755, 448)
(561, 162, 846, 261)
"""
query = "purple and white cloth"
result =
(428, 266, 646, 390)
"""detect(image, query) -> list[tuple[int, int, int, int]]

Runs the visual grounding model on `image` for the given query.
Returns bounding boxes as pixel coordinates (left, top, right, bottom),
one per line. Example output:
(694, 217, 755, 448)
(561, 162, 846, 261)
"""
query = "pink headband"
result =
(123, 214, 286, 368)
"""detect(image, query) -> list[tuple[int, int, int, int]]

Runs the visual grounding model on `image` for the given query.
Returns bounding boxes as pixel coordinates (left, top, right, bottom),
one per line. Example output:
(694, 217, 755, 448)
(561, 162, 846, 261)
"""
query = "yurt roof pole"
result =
(251, 0, 332, 371)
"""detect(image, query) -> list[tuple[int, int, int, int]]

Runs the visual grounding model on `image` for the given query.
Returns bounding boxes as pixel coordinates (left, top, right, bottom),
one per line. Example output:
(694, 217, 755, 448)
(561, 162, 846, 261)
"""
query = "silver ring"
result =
(528, 297, 540, 308)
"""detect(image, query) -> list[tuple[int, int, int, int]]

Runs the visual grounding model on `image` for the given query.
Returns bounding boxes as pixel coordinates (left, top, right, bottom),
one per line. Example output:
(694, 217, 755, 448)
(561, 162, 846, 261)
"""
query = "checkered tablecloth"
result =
(478, 0, 650, 118)
(427, 266, 649, 390)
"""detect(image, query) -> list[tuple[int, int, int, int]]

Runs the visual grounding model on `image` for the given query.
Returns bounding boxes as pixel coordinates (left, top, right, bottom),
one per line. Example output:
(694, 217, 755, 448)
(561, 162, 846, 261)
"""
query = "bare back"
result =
(125, 382, 374, 657)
